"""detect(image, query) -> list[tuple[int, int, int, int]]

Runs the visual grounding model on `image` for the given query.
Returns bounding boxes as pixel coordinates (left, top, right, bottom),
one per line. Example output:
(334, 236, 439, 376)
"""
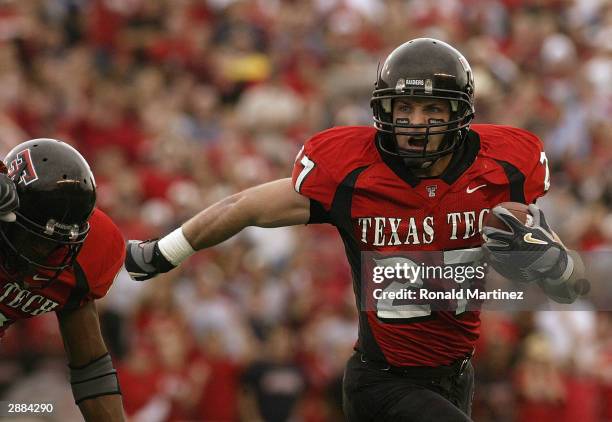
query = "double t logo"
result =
(7, 149, 38, 186)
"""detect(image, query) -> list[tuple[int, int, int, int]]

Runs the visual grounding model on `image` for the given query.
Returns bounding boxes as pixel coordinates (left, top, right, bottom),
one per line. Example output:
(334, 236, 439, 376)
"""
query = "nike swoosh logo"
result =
(466, 184, 486, 194)
(523, 233, 548, 245)
(32, 274, 50, 281)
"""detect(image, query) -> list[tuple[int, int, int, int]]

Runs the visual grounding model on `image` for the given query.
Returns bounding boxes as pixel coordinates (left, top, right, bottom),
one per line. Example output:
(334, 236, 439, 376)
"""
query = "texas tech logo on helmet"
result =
(7, 149, 39, 186)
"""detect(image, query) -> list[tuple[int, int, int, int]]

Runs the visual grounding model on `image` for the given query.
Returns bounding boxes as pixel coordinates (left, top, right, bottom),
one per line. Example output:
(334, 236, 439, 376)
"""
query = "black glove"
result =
(125, 239, 176, 281)
(482, 204, 572, 283)
(0, 173, 19, 222)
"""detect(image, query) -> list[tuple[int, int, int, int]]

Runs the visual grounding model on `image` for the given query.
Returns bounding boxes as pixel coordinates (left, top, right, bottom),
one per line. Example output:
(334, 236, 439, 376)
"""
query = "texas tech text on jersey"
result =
(356, 208, 491, 246)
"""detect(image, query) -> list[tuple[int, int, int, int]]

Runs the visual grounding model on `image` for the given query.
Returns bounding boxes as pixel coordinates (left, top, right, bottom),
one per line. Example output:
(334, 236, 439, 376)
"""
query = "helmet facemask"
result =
(0, 213, 89, 288)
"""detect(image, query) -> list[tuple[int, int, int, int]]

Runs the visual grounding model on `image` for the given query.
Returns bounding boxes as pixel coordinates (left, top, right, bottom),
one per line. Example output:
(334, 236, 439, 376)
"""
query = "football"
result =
(483, 202, 533, 232)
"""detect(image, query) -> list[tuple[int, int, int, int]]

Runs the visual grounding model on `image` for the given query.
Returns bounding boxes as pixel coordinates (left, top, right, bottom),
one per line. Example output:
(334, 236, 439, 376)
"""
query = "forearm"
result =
(182, 178, 309, 250)
(182, 193, 252, 250)
(126, 178, 310, 279)
(78, 394, 125, 422)
(58, 303, 124, 421)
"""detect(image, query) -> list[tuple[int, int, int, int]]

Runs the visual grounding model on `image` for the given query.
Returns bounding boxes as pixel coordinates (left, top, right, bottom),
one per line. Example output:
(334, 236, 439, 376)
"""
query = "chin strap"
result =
(403, 157, 435, 169)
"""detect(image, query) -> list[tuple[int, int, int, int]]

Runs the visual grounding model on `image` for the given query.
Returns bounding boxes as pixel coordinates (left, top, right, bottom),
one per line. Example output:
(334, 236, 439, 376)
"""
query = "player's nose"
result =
(408, 109, 428, 130)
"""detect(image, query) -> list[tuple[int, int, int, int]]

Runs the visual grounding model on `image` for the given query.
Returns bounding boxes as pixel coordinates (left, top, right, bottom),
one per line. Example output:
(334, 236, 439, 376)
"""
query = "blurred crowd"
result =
(0, 0, 611, 421)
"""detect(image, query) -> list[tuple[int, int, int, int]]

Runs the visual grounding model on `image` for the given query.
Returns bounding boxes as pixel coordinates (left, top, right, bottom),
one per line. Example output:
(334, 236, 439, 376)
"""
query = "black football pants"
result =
(342, 353, 474, 422)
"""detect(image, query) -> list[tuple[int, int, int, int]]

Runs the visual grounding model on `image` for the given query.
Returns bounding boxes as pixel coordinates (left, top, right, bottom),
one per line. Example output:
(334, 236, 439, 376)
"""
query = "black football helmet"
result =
(0, 139, 96, 287)
(371, 38, 475, 169)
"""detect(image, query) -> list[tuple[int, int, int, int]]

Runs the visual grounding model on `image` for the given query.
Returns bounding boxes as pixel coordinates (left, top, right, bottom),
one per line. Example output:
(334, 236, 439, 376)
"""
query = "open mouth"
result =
(398, 137, 427, 152)
(408, 137, 427, 148)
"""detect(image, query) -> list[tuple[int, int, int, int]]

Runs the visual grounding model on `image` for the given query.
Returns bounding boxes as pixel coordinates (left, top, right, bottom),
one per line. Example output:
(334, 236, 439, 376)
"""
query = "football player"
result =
(0, 139, 126, 421)
(125, 39, 584, 421)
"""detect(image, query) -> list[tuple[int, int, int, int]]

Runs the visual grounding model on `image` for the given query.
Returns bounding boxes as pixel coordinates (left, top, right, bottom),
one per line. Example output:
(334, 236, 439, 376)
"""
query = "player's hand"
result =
(482, 204, 572, 283)
(125, 239, 176, 281)
(0, 173, 19, 222)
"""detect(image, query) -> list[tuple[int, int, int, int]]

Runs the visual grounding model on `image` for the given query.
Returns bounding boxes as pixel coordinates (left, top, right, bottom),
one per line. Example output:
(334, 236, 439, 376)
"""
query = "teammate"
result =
(125, 39, 584, 421)
(0, 139, 125, 421)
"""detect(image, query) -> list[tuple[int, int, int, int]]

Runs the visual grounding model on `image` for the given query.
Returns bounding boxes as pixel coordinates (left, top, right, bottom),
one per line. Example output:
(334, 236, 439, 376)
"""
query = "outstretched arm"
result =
(183, 177, 310, 249)
(126, 178, 311, 280)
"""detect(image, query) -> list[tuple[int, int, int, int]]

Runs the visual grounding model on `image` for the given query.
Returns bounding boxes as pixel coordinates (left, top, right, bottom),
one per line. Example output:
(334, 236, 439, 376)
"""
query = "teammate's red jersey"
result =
(292, 125, 549, 366)
(0, 208, 125, 337)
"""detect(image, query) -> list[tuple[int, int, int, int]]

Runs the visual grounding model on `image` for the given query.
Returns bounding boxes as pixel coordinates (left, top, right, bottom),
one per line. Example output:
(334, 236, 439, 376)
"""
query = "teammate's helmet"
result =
(0, 139, 96, 284)
(371, 38, 475, 169)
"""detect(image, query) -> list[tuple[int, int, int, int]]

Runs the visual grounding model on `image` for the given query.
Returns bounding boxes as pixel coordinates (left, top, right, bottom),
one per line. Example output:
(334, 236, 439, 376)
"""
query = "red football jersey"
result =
(292, 124, 548, 366)
(0, 208, 125, 337)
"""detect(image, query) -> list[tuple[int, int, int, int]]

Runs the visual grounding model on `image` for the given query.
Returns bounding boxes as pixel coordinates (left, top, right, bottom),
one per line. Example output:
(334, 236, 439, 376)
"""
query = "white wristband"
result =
(157, 227, 195, 266)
